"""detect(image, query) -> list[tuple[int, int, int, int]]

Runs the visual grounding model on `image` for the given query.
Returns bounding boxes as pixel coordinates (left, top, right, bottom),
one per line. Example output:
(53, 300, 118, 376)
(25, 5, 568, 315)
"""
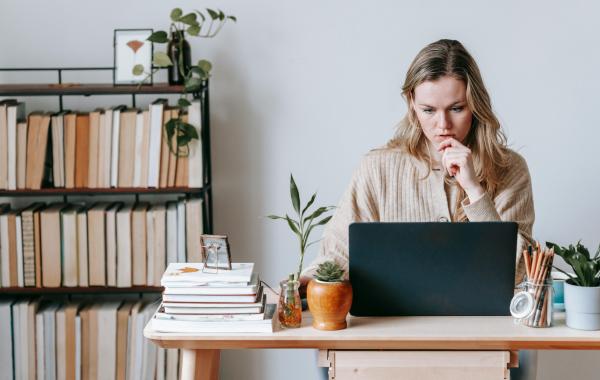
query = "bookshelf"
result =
(0, 66, 214, 295)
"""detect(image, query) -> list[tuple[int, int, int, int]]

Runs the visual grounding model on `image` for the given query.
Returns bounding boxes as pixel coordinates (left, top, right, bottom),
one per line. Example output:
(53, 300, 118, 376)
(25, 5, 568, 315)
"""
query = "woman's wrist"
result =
(464, 184, 485, 204)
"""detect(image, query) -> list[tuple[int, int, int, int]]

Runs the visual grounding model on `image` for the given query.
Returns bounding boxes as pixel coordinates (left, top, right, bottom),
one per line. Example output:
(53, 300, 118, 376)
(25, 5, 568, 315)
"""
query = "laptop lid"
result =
(349, 222, 518, 317)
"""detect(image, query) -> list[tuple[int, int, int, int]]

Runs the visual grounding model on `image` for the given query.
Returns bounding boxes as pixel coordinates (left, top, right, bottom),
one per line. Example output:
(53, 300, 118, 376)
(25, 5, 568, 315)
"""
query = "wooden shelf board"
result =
(0, 286, 163, 294)
(0, 187, 206, 196)
(0, 83, 186, 96)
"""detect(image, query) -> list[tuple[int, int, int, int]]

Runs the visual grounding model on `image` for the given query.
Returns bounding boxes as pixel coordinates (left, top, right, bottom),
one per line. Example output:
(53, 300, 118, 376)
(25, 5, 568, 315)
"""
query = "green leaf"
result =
(177, 135, 192, 147)
(285, 215, 300, 236)
(191, 66, 208, 79)
(206, 8, 219, 20)
(313, 215, 333, 226)
(147, 31, 169, 43)
(227, 15, 237, 22)
(132, 64, 144, 76)
(153, 52, 173, 67)
(178, 98, 191, 107)
(304, 206, 334, 224)
(170, 8, 183, 21)
(290, 174, 300, 214)
(180, 13, 198, 25)
(187, 25, 201, 36)
(267, 215, 286, 220)
(165, 119, 177, 137)
(185, 77, 203, 92)
(218, 9, 225, 20)
(301, 193, 316, 217)
(195, 10, 206, 22)
(181, 122, 199, 139)
(197, 60, 212, 73)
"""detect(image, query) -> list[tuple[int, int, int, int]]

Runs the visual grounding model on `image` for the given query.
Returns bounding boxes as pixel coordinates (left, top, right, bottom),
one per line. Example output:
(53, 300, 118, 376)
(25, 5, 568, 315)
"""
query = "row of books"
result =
(0, 98, 204, 190)
(0, 297, 182, 380)
(0, 198, 204, 288)
(151, 262, 276, 333)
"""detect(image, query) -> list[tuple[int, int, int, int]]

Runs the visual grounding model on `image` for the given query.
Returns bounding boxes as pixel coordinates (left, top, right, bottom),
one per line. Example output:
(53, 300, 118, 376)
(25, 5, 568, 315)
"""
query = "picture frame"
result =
(113, 29, 153, 85)
(200, 234, 232, 270)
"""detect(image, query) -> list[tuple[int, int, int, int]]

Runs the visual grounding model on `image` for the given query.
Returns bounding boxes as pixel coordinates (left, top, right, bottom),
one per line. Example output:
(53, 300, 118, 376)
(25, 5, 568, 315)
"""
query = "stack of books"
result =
(151, 262, 276, 333)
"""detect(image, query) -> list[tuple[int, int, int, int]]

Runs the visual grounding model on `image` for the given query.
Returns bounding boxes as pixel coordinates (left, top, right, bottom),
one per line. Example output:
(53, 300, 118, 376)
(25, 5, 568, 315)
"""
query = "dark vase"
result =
(167, 31, 191, 85)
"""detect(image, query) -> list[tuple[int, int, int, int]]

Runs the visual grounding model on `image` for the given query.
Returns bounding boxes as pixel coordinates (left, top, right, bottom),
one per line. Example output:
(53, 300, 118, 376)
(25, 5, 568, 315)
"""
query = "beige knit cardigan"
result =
(303, 147, 535, 284)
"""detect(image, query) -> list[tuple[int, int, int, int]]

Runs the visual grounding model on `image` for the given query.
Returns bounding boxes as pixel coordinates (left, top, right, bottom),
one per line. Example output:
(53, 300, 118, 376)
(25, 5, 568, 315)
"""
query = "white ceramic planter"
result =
(564, 281, 600, 330)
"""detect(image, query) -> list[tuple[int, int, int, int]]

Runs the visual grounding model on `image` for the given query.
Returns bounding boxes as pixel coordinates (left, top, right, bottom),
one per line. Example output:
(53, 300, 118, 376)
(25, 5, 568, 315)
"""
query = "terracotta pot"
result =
(307, 279, 353, 330)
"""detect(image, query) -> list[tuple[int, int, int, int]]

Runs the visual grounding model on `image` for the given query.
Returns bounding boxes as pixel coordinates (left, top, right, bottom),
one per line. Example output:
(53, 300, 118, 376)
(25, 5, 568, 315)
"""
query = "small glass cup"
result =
(511, 279, 554, 328)
(278, 279, 302, 328)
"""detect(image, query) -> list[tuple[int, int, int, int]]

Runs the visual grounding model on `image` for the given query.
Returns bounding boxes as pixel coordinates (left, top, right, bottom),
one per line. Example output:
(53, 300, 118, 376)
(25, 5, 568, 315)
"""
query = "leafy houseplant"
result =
(268, 175, 334, 328)
(307, 261, 353, 330)
(268, 175, 335, 281)
(546, 241, 600, 330)
(136, 7, 236, 156)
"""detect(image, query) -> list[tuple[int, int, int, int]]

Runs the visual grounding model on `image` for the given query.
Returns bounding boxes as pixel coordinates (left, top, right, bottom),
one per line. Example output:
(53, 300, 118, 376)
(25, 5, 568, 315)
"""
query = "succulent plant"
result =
(315, 261, 345, 283)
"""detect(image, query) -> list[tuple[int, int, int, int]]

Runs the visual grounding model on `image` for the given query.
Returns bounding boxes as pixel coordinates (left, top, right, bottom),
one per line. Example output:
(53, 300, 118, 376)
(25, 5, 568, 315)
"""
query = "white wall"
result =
(1, 0, 599, 379)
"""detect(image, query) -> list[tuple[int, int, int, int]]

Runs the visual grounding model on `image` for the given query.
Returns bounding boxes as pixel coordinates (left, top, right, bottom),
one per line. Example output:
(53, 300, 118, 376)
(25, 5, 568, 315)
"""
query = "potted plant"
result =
(307, 261, 353, 330)
(268, 174, 334, 328)
(137, 7, 236, 156)
(546, 241, 600, 330)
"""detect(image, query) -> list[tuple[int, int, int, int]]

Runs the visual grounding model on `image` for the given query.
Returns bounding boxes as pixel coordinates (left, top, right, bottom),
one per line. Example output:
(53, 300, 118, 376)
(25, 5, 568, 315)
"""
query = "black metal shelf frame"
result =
(0, 66, 213, 233)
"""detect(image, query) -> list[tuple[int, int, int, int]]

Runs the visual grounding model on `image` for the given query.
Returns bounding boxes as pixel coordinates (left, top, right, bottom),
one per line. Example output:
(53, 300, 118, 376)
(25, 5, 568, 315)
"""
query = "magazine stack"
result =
(151, 262, 275, 333)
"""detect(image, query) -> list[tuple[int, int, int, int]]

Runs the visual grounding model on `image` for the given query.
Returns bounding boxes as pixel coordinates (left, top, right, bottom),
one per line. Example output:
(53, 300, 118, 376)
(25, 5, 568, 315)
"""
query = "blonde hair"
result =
(387, 39, 511, 221)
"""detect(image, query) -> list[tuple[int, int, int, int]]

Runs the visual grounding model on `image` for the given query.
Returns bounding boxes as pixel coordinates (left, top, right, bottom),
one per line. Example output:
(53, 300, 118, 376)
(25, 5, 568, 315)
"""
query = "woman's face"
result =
(411, 75, 473, 146)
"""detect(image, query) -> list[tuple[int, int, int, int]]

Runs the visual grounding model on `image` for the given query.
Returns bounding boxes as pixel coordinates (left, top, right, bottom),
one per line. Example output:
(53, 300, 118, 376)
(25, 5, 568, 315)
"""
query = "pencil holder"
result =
(511, 279, 554, 328)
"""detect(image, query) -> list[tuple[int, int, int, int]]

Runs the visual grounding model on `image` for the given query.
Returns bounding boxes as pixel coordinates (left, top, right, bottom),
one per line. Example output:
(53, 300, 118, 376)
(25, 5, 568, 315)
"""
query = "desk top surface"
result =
(144, 311, 600, 350)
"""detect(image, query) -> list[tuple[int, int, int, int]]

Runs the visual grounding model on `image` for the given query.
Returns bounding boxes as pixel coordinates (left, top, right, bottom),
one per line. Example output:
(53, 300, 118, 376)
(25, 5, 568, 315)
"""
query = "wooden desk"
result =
(145, 309, 600, 380)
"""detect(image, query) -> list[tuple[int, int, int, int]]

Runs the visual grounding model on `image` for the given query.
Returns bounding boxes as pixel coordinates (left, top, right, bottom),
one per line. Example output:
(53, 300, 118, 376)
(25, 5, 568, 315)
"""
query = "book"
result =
(0, 204, 10, 286)
(0, 100, 11, 190)
(7, 102, 25, 190)
(16, 213, 23, 286)
(77, 206, 89, 287)
(166, 108, 179, 187)
(187, 99, 203, 188)
(88, 202, 112, 286)
(21, 202, 45, 287)
(155, 306, 267, 321)
(118, 109, 138, 187)
(116, 301, 136, 380)
(161, 263, 255, 286)
(152, 303, 275, 333)
(159, 108, 172, 188)
(152, 204, 167, 287)
(174, 113, 189, 187)
(165, 202, 178, 266)
(116, 204, 134, 287)
(40, 203, 68, 287)
(162, 286, 261, 303)
(16, 120, 28, 189)
(176, 199, 186, 262)
(132, 111, 147, 187)
(110, 105, 126, 188)
(88, 109, 101, 188)
(96, 302, 121, 380)
(0, 302, 14, 380)
(132, 202, 149, 285)
(61, 205, 80, 287)
(147, 99, 167, 188)
(163, 273, 260, 294)
(64, 113, 77, 188)
(51, 111, 66, 187)
(74, 113, 90, 188)
(106, 202, 123, 286)
(163, 294, 265, 315)
(146, 205, 155, 287)
(98, 108, 113, 188)
(25, 112, 52, 189)
(185, 198, 203, 262)
(6, 210, 19, 287)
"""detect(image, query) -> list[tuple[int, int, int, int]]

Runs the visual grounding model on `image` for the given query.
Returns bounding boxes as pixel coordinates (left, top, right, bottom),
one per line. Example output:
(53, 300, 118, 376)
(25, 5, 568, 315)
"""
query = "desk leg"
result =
(181, 349, 221, 380)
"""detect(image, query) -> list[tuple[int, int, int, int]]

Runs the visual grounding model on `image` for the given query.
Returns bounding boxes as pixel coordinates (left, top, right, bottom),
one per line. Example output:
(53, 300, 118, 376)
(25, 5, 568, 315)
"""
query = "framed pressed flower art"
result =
(113, 29, 153, 85)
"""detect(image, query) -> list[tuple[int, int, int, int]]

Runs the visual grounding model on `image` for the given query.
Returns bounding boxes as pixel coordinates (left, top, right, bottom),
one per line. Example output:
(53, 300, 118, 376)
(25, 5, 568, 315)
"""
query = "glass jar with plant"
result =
(268, 174, 335, 328)
(133, 7, 236, 156)
(546, 241, 600, 330)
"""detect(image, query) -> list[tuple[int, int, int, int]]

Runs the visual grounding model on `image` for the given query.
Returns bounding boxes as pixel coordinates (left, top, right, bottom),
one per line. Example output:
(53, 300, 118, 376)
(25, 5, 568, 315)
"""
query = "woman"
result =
(302, 39, 536, 380)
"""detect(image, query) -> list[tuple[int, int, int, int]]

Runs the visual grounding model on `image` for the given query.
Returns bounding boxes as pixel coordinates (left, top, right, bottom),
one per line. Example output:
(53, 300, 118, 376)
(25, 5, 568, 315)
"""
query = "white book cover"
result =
(146, 206, 155, 286)
(0, 302, 14, 380)
(155, 306, 266, 322)
(187, 99, 203, 187)
(153, 205, 167, 287)
(141, 303, 158, 380)
(36, 307, 45, 380)
(163, 273, 259, 294)
(97, 302, 120, 380)
(152, 304, 275, 333)
(156, 347, 166, 380)
(12, 301, 24, 380)
(166, 202, 178, 266)
(162, 291, 264, 308)
(165, 349, 179, 380)
(161, 262, 255, 286)
(75, 315, 81, 380)
(116, 204, 134, 287)
(61, 206, 79, 287)
(77, 208, 89, 287)
(106, 203, 122, 287)
(148, 99, 167, 188)
(100, 108, 114, 188)
(110, 106, 124, 187)
(162, 285, 262, 303)
(127, 301, 144, 380)
(7, 102, 25, 190)
(25, 300, 37, 380)
(176, 200, 186, 262)
(133, 111, 145, 187)
(16, 214, 23, 287)
(55, 306, 66, 380)
(44, 304, 59, 380)
(0, 213, 9, 287)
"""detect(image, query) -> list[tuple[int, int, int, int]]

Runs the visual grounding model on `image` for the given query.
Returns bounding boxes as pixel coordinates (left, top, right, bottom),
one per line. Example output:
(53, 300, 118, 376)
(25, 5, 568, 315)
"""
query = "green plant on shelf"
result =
(134, 7, 236, 156)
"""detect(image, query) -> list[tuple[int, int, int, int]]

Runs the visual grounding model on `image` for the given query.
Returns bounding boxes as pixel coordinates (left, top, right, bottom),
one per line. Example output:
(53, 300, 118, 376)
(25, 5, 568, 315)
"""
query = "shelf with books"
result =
(0, 286, 163, 294)
(0, 185, 208, 197)
(0, 83, 186, 97)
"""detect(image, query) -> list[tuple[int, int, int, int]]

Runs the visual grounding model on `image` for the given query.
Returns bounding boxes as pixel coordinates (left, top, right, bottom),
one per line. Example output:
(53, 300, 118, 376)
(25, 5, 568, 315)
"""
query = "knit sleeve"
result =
(461, 151, 535, 283)
(301, 154, 381, 279)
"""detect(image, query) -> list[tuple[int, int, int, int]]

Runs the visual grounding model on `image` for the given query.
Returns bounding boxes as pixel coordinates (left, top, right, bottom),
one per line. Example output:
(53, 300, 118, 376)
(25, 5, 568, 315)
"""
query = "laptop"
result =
(349, 222, 518, 317)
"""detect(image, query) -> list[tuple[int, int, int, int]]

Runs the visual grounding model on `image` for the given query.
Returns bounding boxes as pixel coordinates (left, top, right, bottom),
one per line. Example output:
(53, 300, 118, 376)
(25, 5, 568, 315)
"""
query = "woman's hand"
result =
(438, 138, 485, 203)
